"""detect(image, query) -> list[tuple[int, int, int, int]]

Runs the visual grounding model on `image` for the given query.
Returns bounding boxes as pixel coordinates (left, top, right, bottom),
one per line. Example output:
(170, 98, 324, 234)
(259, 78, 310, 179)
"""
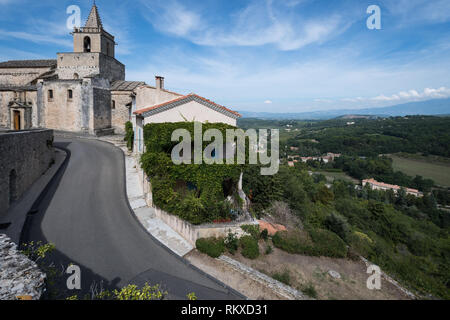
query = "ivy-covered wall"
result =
(140, 122, 244, 225)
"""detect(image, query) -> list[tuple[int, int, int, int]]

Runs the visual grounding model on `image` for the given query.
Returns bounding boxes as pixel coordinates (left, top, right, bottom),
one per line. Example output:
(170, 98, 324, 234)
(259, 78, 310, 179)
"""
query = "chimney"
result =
(155, 76, 164, 90)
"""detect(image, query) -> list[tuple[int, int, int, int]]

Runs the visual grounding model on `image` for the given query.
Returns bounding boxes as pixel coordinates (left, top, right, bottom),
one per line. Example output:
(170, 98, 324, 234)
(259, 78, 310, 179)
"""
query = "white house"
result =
(132, 91, 241, 153)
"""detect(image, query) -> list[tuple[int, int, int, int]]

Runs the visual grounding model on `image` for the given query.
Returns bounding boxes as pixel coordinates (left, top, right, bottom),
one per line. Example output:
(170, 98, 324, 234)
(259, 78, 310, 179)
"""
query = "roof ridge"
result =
(134, 93, 241, 118)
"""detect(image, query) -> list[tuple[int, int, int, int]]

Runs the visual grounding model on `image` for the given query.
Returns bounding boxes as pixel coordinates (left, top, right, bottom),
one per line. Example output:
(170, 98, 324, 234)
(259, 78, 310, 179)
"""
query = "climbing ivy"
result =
(140, 122, 244, 225)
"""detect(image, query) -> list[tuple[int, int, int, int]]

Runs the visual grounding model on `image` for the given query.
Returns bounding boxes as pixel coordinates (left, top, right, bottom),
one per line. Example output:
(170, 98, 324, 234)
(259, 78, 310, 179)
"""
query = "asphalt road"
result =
(22, 137, 241, 300)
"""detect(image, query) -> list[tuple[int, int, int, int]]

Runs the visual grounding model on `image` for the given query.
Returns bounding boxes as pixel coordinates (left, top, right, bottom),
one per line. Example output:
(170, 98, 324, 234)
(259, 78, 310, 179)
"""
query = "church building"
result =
(0, 4, 240, 136)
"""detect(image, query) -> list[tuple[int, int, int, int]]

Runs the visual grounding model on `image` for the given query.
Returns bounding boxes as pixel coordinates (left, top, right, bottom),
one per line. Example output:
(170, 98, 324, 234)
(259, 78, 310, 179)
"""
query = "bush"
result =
(241, 224, 260, 240)
(302, 283, 318, 299)
(260, 229, 269, 241)
(124, 121, 134, 151)
(265, 244, 273, 255)
(308, 228, 348, 258)
(272, 269, 291, 285)
(196, 238, 225, 258)
(224, 232, 239, 254)
(324, 212, 350, 241)
(272, 229, 348, 258)
(239, 235, 260, 259)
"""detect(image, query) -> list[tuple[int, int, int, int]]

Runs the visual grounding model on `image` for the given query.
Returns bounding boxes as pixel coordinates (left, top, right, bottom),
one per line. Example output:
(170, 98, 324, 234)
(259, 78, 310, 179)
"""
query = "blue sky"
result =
(1, 0, 449, 112)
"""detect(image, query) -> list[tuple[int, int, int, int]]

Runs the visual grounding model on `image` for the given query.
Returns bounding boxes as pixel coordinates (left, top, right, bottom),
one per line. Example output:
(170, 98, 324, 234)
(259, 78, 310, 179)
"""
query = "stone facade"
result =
(0, 129, 54, 216)
(0, 5, 123, 136)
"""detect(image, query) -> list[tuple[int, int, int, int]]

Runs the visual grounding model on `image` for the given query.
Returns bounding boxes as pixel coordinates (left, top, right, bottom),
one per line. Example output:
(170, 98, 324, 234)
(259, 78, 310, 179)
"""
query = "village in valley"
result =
(0, 1, 449, 304)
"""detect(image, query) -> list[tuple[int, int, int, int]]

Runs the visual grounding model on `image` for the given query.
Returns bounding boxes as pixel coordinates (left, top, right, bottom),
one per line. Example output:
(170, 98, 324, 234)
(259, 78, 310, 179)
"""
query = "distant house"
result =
(362, 178, 423, 197)
(300, 153, 341, 164)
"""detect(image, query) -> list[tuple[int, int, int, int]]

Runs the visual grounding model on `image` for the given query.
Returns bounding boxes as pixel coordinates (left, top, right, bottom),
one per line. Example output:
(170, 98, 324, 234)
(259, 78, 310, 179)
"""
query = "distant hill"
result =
(239, 98, 450, 120)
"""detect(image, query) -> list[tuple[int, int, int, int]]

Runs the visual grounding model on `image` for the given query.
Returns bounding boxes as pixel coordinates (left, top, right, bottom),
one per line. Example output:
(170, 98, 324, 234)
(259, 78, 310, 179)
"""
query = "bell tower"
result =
(72, 3, 116, 58)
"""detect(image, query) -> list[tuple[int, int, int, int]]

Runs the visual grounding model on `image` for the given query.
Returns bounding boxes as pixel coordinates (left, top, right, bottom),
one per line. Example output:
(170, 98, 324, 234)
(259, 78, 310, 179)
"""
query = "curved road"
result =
(22, 137, 241, 300)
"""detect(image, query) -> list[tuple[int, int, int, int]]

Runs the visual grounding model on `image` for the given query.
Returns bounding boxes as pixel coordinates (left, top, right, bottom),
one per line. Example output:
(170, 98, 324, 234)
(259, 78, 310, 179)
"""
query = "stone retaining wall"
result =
(0, 129, 54, 216)
(0, 234, 46, 300)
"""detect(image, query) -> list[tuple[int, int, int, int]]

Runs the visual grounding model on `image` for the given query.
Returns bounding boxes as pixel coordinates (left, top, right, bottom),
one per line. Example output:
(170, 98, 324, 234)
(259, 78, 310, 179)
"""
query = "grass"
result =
(389, 154, 450, 187)
(272, 270, 291, 285)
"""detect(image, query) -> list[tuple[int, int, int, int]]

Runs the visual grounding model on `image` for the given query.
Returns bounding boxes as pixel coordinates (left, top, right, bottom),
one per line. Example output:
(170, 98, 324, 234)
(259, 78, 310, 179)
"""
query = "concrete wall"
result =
(111, 92, 132, 134)
(0, 67, 53, 86)
(142, 100, 237, 127)
(154, 207, 257, 246)
(0, 130, 54, 216)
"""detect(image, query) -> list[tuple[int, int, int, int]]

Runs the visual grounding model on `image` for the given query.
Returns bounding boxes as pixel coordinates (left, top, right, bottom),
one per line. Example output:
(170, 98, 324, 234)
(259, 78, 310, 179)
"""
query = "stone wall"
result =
(42, 80, 85, 133)
(111, 92, 132, 134)
(0, 67, 53, 86)
(0, 90, 38, 129)
(0, 234, 46, 300)
(0, 129, 54, 216)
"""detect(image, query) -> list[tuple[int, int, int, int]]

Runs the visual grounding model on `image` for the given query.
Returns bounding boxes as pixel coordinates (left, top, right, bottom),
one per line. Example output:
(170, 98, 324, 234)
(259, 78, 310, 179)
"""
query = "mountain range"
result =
(238, 98, 450, 120)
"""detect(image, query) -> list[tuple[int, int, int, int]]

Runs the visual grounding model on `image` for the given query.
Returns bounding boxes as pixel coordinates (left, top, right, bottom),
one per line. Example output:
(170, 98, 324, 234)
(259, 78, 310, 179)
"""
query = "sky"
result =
(0, 0, 449, 113)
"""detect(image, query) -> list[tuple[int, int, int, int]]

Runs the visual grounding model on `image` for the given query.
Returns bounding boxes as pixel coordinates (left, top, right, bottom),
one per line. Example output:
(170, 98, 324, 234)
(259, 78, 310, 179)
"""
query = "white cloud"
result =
(140, 0, 352, 51)
(0, 29, 72, 47)
(264, 100, 273, 104)
(371, 87, 450, 102)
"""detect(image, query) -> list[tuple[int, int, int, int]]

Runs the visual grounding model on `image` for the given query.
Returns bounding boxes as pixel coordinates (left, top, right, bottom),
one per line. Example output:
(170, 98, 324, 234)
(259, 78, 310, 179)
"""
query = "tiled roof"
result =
(0, 59, 57, 69)
(0, 85, 37, 91)
(110, 80, 146, 91)
(134, 93, 242, 118)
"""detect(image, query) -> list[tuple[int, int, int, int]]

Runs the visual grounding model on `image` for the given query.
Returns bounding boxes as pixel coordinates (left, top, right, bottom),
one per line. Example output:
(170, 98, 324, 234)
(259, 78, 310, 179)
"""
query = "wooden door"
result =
(13, 110, 21, 130)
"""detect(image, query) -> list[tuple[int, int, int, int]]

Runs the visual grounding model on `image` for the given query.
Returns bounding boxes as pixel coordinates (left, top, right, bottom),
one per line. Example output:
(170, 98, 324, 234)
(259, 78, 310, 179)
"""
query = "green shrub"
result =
(302, 283, 318, 299)
(272, 269, 291, 285)
(272, 229, 348, 258)
(241, 224, 260, 240)
(225, 232, 239, 254)
(239, 235, 260, 259)
(260, 229, 269, 241)
(308, 228, 348, 258)
(196, 238, 225, 258)
(325, 212, 350, 241)
(124, 121, 134, 151)
(265, 244, 273, 255)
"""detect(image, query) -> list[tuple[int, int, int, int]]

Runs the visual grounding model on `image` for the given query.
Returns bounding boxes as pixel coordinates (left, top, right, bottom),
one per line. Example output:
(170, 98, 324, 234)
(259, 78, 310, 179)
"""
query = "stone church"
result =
(0, 4, 241, 136)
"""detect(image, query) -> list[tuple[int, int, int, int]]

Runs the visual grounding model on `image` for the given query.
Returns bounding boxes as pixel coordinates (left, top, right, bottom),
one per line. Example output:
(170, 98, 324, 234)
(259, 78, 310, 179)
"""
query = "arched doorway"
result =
(84, 36, 91, 53)
(9, 169, 17, 204)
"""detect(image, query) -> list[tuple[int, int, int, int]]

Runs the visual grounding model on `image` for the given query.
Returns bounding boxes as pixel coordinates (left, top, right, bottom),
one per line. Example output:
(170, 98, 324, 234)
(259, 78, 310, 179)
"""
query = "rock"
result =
(0, 234, 46, 300)
(328, 270, 341, 279)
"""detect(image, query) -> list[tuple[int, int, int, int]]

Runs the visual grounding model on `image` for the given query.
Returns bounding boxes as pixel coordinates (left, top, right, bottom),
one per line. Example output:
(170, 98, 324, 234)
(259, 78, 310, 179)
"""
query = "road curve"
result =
(22, 137, 241, 300)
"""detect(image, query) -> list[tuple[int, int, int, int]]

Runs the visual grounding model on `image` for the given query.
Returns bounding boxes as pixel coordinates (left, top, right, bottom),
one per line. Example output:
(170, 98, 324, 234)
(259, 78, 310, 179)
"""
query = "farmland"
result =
(390, 154, 450, 187)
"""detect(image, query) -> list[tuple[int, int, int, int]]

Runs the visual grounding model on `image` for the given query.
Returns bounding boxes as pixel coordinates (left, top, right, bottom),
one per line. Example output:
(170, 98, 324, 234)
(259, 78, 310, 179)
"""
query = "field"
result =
(389, 154, 450, 187)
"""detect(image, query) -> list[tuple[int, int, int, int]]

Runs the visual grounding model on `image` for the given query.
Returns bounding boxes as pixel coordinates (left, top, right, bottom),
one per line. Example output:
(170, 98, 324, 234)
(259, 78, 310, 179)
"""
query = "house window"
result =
(112, 100, 116, 110)
(48, 90, 54, 101)
(68, 89, 73, 100)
